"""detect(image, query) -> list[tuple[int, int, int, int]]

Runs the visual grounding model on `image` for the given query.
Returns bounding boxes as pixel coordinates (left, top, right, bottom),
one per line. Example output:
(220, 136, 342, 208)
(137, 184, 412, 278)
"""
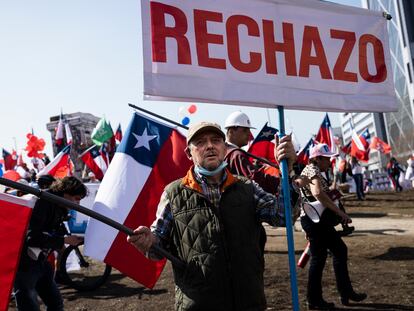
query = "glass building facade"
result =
(364, 0, 414, 159)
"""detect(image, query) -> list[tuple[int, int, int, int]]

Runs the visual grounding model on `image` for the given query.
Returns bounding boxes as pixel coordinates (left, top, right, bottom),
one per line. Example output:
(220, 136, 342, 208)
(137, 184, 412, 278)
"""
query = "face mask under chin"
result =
(194, 162, 228, 177)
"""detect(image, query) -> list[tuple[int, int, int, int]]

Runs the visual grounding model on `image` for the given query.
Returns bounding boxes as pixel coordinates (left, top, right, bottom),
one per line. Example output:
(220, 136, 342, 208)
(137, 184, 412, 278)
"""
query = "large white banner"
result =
(141, 0, 397, 112)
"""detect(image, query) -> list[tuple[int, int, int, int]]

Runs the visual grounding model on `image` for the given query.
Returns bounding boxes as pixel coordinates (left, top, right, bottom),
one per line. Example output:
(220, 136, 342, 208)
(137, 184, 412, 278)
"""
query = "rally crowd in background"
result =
(1, 110, 414, 311)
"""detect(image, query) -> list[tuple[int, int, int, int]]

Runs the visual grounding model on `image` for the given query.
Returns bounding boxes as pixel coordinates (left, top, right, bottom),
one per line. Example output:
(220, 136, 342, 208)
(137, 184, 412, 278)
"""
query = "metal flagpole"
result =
(277, 106, 300, 311)
(0, 177, 186, 270)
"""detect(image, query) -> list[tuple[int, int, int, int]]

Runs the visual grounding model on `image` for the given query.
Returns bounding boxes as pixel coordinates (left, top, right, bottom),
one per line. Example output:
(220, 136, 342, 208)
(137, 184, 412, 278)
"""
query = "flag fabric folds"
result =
(341, 141, 351, 155)
(315, 114, 336, 153)
(296, 138, 316, 165)
(2, 149, 17, 171)
(351, 128, 371, 162)
(79, 145, 108, 180)
(64, 121, 73, 145)
(84, 112, 192, 288)
(247, 123, 278, 164)
(91, 118, 113, 146)
(115, 124, 123, 144)
(37, 145, 72, 177)
(370, 136, 391, 154)
(55, 113, 65, 152)
(0, 192, 36, 311)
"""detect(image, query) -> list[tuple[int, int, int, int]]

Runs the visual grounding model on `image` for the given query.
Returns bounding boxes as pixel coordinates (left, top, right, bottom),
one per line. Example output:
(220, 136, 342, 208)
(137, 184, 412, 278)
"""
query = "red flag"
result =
(315, 114, 336, 153)
(351, 128, 371, 162)
(247, 123, 278, 164)
(2, 149, 17, 171)
(369, 136, 391, 154)
(115, 123, 123, 144)
(79, 145, 108, 180)
(85, 112, 192, 288)
(341, 141, 351, 155)
(37, 145, 72, 177)
(0, 193, 36, 311)
(55, 113, 65, 151)
(64, 121, 73, 145)
(297, 138, 316, 165)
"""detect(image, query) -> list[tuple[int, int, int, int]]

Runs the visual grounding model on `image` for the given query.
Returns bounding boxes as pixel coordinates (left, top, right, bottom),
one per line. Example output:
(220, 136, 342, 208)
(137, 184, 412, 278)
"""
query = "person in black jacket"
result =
(13, 176, 87, 311)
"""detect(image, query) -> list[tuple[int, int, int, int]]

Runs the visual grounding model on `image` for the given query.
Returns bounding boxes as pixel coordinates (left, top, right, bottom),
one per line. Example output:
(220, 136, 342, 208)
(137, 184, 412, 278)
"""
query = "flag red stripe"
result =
(248, 141, 276, 163)
(0, 200, 32, 311)
(47, 154, 69, 176)
(81, 152, 104, 180)
(104, 130, 191, 288)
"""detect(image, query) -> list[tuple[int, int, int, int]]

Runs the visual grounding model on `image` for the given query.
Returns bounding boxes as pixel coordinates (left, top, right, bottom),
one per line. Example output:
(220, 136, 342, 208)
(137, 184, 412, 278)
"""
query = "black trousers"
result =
(353, 174, 365, 200)
(301, 215, 354, 303)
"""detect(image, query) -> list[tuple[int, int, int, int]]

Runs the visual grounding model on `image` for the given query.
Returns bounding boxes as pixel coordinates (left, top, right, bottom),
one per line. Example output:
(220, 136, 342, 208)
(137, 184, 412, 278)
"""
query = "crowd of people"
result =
(6, 110, 414, 310)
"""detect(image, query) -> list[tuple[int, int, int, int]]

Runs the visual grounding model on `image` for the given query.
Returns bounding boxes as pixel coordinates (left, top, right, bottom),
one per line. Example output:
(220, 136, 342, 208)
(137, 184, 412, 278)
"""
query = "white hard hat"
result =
(224, 111, 256, 129)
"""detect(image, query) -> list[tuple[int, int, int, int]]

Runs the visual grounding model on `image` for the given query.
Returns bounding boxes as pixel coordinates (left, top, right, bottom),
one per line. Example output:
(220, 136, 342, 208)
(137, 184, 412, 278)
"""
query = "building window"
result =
(407, 63, 413, 83)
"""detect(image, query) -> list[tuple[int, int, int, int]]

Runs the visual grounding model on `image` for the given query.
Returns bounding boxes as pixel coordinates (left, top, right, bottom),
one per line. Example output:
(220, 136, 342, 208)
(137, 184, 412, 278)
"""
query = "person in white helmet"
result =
(224, 111, 299, 258)
(224, 111, 297, 194)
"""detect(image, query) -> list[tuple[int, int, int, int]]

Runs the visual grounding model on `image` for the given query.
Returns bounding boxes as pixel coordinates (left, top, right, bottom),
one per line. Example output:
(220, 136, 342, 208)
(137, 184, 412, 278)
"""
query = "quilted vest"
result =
(165, 174, 266, 311)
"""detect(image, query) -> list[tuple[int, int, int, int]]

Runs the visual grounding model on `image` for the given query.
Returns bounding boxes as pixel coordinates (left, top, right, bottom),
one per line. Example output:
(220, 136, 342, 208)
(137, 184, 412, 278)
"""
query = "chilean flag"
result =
(115, 123, 123, 144)
(370, 136, 391, 154)
(296, 138, 316, 165)
(2, 149, 17, 171)
(351, 128, 371, 162)
(84, 112, 192, 288)
(341, 141, 351, 155)
(0, 192, 36, 311)
(247, 123, 278, 164)
(79, 145, 108, 180)
(64, 121, 73, 145)
(37, 145, 72, 177)
(55, 113, 65, 152)
(315, 114, 336, 153)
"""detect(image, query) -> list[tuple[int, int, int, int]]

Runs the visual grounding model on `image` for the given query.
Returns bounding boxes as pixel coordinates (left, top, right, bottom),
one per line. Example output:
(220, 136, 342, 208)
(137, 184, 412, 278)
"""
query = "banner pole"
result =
(277, 106, 300, 311)
(0, 177, 186, 270)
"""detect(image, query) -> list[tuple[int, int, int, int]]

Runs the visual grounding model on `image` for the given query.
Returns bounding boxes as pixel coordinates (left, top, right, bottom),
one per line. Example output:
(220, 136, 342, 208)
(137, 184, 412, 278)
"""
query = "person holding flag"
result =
(223, 111, 297, 194)
(13, 176, 86, 311)
(223, 111, 299, 256)
(128, 121, 300, 311)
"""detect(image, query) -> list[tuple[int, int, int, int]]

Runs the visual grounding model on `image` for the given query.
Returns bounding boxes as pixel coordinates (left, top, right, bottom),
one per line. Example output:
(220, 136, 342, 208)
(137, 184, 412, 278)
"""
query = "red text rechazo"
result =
(150, 2, 387, 83)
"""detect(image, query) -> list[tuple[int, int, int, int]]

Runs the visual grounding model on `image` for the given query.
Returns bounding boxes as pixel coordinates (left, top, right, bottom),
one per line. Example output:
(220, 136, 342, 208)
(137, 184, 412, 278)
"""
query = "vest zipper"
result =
(215, 190, 238, 311)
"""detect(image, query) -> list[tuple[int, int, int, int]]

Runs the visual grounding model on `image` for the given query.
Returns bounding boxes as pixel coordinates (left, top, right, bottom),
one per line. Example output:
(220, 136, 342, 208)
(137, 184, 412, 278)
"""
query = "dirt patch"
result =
(9, 190, 414, 310)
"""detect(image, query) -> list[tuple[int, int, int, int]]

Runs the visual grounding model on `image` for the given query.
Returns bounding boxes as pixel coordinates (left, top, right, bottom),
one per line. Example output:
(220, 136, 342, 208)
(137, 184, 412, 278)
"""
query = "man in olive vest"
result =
(128, 121, 298, 311)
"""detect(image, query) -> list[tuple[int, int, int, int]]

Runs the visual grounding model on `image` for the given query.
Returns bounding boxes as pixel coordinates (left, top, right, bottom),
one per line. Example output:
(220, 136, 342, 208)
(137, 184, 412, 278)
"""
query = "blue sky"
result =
(0, 0, 361, 158)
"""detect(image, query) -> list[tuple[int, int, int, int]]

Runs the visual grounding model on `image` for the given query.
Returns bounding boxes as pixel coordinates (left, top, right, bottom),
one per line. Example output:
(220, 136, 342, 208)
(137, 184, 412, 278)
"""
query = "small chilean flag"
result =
(37, 145, 72, 177)
(248, 123, 278, 164)
(0, 192, 37, 311)
(55, 113, 65, 151)
(80, 145, 108, 180)
(297, 138, 316, 165)
(370, 136, 391, 154)
(115, 123, 123, 144)
(351, 128, 371, 162)
(315, 114, 336, 153)
(2, 149, 17, 171)
(84, 112, 192, 288)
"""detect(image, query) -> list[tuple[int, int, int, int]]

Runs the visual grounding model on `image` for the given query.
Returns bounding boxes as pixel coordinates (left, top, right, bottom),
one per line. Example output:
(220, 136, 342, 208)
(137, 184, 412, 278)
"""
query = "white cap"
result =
(224, 111, 256, 129)
(309, 143, 339, 159)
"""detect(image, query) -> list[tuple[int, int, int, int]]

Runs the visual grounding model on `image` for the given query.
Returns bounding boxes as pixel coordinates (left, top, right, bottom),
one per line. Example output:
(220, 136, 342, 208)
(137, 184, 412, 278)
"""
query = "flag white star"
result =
(261, 130, 274, 138)
(132, 128, 157, 150)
